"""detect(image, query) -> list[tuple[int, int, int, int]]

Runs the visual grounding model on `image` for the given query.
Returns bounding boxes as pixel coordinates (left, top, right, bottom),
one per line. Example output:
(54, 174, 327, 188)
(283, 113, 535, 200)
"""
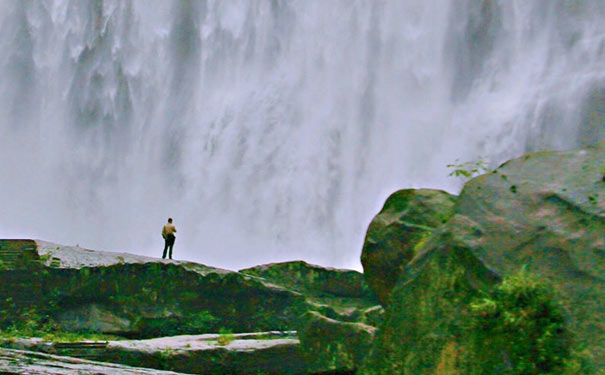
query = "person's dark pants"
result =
(163, 234, 175, 259)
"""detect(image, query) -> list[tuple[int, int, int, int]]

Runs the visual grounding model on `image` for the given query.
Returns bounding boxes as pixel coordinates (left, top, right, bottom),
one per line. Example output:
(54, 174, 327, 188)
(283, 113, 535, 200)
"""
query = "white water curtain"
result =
(0, 0, 603, 269)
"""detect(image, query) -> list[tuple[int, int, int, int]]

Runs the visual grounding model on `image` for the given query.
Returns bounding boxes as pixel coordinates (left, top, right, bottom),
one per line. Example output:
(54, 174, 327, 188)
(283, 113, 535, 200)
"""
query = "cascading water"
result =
(0, 0, 603, 270)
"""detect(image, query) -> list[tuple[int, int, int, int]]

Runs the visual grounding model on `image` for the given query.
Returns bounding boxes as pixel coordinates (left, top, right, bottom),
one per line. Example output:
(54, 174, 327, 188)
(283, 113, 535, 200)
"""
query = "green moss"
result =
(0, 314, 121, 343)
(299, 311, 376, 373)
(217, 328, 235, 346)
(465, 270, 572, 375)
(361, 189, 457, 305)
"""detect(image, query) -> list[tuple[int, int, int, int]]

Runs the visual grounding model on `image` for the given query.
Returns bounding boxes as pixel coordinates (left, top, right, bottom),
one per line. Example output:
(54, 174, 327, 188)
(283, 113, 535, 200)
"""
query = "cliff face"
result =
(0, 241, 379, 374)
(0, 241, 311, 338)
(360, 142, 604, 374)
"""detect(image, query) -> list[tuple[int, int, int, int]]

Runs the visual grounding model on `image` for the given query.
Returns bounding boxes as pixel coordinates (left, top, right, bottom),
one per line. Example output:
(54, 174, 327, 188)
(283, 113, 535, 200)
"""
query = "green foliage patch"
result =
(447, 159, 490, 180)
(0, 307, 121, 343)
(217, 327, 235, 346)
(466, 270, 597, 375)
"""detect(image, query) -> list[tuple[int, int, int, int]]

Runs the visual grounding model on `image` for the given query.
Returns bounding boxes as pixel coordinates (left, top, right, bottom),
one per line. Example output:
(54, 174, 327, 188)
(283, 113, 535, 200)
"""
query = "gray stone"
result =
(0, 347, 187, 375)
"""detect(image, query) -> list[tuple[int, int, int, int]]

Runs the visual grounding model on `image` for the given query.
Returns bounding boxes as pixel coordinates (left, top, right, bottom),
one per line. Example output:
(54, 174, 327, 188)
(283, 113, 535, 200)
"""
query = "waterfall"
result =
(0, 0, 603, 270)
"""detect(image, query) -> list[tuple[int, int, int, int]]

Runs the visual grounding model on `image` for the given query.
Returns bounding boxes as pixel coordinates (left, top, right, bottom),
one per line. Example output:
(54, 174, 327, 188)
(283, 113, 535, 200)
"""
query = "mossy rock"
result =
(360, 189, 457, 305)
(0, 347, 191, 375)
(298, 311, 377, 374)
(359, 232, 500, 375)
(0, 242, 309, 339)
(240, 260, 374, 299)
(240, 261, 379, 323)
(360, 142, 605, 374)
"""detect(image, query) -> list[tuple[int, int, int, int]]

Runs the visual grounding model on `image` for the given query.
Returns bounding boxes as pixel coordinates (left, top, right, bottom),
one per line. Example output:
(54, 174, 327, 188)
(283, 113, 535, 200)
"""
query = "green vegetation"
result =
(0, 303, 214, 343)
(186, 310, 218, 331)
(217, 328, 235, 346)
(466, 270, 597, 375)
(132, 310, 217, 337)
(0, 307, 120, 342)
(446, 159, 490, 180)
(38, 253, 52, 263)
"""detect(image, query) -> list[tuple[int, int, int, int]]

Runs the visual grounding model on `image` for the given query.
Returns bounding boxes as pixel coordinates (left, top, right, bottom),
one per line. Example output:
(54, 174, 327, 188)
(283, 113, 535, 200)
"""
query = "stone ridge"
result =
(0, 347, 188, 375)
(242, 260, 357, 274)
(240, 260, 377, 301)
(2, 333, 306, 375)
(0, 241, 310, 339)
(35, 240, 230, 275)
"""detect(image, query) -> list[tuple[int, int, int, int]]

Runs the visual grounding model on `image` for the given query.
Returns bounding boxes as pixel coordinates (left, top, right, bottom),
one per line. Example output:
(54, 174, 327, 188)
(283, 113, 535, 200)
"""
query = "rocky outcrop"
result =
(360, 189, 456, 305)
(0, 243, 384, 374)
(242, 261, 382, 374)
(240, 261, 375, 300)
(360, 142, 605, 374)
(240, 261, 380, 325)
(0, 241, 309, 338)
(298, 311, 377, 374)
(2, 332, 308, 375)
(0, 347, 187, 375)
(0, 241, 387, 374)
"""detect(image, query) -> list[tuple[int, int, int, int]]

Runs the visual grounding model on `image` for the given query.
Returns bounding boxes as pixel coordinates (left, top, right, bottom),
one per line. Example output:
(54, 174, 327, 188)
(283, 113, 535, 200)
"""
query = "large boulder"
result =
(359, 232, 500, 375)
(298, 311, 377, 374)
(360, 142, 605, 374)
(0, 241, 309, 338)
(360, 189, 456, 305)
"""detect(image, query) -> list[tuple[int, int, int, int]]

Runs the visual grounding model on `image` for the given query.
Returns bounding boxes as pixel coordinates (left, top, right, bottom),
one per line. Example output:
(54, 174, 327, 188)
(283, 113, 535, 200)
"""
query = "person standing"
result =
(162, 218, 177, 259)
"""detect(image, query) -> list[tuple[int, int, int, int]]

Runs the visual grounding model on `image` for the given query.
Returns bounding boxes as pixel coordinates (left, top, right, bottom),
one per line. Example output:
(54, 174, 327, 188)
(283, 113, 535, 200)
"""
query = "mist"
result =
(0, 0, 603, 271)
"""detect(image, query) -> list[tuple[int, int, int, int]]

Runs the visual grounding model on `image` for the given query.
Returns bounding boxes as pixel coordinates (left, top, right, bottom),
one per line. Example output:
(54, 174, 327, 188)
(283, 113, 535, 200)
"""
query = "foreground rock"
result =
(0, 243, 382, 374)
(298, 311, 376, 374)
(241, 261, 380, 324)
(0, 241, 308, 338)
(241, 261, 374, 299)
(360, 189, 456, 305)
(360, 142, 605, 374)
(241, 262, 382, 374)
(359, 232, 501, 375)
(2, 332, 307, 375)
(0, 347, 186, 375)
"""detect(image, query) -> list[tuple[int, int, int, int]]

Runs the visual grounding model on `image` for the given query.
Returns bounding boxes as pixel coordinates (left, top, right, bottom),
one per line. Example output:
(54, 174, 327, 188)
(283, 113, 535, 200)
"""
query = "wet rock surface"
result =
(240, 260, 375, 299)
(1, 241, 308, 338)
(0, 242, 382, 374)
(0, 347, 188, 375)
(241, 260, 381, 325)
(1, 332, 306, 375)
(298, 311, 376, 374)
(360, 189, 456, 305)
